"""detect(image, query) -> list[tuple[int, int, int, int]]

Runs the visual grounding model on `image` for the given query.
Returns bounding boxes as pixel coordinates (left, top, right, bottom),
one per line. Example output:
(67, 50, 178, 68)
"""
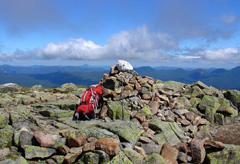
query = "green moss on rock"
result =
(78, 127, 118, 140)
(123, 148, 143, 164)
(199, 95, 221, 123)
(149, 119, 183, 146)
(206, 144, 240, 164)
(163, 81, 185, 92)
(143, 153, 166, 164)
(0, 125, 13, 149)
(108, 151, 133, 164)
(107, 101, 130, 121)
(80, 152, 100, 164)
(135, 106, 152, 119)
(0, 109, 9, 129)
(23, 145, 56, 159)
(98, 121, 141, 146)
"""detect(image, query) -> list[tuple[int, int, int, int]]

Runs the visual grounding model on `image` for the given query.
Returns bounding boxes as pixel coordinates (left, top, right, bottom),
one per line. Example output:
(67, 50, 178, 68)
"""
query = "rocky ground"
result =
(1, 69, 240, 164)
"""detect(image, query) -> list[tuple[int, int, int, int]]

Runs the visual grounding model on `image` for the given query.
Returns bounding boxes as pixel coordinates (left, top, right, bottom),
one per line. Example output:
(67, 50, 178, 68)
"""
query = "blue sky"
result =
(0, 0, 240, 69)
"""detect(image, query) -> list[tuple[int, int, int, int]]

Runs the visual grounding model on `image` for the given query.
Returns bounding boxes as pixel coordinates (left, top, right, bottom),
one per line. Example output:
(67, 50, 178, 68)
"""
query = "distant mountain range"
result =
(0, 65, 240, 90)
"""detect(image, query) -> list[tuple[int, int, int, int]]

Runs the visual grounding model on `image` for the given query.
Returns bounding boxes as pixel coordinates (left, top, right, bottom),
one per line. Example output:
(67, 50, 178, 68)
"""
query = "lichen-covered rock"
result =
(51, 155, 65, 164)
(107, 100, 130, 121)
(206, 144, 240, 164)
(79, 152, 100, 164)
(199, 95, 221, 123)
(98, 121, 141, 146)
(163, 81, 185, 92)
(10, 106, 35, 123)
(149, 119, 184, 146)
(187, 86, 205, 98)
(0, 156, 29, 164)
(108, 151, 133, 164)
(177, 97, 192, 110)
(30, 85, 43, 92)
(0, 94, 14, 107)
(225, 90, 240, 110)
(123, 148, 143, 164)
(47, 100, 78, 110)
(23, 145, 56, 159)
(57, 118, 103, 129)
(78, 127, 119, 140)
(143, 153, 166, 164)
(39, 109, 74, 118)
(19, 131, 36, 148)
(14, 156, 29, 164)
(190, 97, 201, 108)
(57, 83, 78, 92)
(141, 144, 162, 155)
(0, 109, 9, 129)
(215, 113, 225, 125)
(135, 106, 152, 119)
(0, 125, 13, 148)
(93, 150, 110, 164)
(0, 83, 21, 93)
(218, 97, 238, 117)
(192, 81, 209, 89)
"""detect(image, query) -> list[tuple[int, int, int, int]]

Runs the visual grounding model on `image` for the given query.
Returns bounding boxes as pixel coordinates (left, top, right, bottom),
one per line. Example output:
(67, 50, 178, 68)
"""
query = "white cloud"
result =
(178, 56, 201, 60)
(0, 26, 177, 62)
(40, 38, 103, 60)
(196, 48, 240, 61)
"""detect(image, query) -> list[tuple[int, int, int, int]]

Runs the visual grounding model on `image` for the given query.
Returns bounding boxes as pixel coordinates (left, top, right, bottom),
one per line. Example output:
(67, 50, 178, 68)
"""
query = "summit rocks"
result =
(0, 67, 240, 163)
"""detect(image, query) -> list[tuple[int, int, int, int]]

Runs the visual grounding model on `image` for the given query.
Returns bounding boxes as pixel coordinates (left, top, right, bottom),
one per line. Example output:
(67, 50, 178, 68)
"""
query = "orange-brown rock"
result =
(67, 131, 86, 148)
(134, 146, 147, 159)
(22, 98, 35, 105)
(142, 94, 151, 100)
(83, 141, 96, 152)
(191, 139, 206, 164)
(59, 130, 74, 138)
(184, 111, 196, 121)
(149, 101, 160, 115)
(95, 138, 119, 155)
(124, 85, 134, 92)
(64, 147, 83, 164)
(204, 140, 225, 149)
(100, 105, 108, 119)
(102, 88, 113, 97)
(34, 131, 54, 148)
(58, 145, 70, 155)
(161, 143, 179, 164)
(135, 81, 142, 91)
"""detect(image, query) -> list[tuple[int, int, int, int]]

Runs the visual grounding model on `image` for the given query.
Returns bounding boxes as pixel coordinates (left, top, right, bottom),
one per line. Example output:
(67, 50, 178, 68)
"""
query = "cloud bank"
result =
(0, 26, 239, 65)
(0, 26, 177, 61)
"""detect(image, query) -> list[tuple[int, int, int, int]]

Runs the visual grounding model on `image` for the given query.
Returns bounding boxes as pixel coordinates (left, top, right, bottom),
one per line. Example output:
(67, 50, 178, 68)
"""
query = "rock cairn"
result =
(1, 69, 240, 163)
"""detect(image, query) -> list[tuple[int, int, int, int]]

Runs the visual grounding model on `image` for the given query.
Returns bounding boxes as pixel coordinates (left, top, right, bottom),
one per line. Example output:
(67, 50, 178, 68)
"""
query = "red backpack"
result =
(76, 86, 103, 114)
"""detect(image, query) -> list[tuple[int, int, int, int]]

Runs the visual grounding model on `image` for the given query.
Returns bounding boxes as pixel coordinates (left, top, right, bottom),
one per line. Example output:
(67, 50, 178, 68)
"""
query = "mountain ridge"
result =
(0, 65, 240, 90)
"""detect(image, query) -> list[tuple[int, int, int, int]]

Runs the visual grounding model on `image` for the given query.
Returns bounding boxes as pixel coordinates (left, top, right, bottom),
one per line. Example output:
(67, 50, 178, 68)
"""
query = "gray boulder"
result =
(0, 83, 21, 93)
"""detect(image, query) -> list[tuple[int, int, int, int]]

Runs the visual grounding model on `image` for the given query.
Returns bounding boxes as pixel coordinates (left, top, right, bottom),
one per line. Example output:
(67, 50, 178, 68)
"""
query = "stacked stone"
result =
(96, 69, 240, 163)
